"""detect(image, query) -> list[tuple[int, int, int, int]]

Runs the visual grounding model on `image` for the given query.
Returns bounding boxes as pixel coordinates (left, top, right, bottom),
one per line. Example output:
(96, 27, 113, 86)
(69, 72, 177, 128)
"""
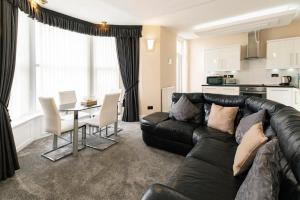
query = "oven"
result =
(239, 86, 267, 99)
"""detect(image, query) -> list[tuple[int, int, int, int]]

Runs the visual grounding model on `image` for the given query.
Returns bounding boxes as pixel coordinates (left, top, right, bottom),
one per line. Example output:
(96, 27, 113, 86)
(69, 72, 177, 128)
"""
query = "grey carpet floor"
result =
(0, 122, 184, 200)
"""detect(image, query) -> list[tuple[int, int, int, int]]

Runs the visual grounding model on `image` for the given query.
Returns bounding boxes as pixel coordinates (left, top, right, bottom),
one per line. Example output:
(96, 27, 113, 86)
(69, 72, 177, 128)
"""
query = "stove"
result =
(239, 85, 267, 98)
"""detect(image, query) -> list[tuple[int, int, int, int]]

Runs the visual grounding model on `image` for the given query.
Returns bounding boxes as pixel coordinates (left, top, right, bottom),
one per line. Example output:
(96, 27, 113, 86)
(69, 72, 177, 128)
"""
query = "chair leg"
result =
(53, 135, 58, 149)
(69, 132, 73, 142)
(82, 126, 86, 146)
(114, 121, 117, 136)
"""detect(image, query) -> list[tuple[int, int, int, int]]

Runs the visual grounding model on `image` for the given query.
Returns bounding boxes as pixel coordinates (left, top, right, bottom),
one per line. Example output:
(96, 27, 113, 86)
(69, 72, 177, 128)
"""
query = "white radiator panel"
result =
(161, 86, 176, 112)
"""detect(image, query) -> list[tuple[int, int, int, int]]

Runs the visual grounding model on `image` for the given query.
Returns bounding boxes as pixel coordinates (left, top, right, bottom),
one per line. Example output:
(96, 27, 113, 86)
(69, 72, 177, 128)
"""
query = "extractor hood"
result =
(245, 31, 262, 59)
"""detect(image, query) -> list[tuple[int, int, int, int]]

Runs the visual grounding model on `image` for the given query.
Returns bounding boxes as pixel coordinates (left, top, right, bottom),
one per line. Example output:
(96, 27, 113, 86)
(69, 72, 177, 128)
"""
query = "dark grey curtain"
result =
(116, 38, 140, 122)
(18, 0, 142, 38)
(0, 0, 20, 181)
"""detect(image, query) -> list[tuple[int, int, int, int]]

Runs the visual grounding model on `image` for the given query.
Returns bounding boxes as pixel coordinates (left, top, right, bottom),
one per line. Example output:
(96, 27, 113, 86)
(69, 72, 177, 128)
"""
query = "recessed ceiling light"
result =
(194, 4, 299, 30)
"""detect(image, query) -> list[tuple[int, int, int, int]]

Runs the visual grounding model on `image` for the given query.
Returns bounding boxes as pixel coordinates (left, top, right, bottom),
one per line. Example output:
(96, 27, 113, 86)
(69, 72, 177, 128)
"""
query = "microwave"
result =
(207, 76, 224, 85)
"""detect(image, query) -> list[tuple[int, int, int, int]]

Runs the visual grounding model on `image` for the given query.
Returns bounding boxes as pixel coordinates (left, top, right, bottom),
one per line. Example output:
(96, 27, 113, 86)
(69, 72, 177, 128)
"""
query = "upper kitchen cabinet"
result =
(266, 37, 300, 69)
(204, 44, 241, 72)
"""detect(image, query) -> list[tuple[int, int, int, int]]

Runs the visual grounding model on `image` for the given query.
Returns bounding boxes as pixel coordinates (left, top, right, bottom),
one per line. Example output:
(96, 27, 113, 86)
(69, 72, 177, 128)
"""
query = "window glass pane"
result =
(35, 22, 90, 104)
(9, 11, 31, 121)
(93, 37, 120, 101)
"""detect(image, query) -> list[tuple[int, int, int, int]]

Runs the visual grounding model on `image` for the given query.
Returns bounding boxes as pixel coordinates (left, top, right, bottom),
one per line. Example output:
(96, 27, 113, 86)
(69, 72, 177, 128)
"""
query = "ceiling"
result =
(43, 0, 300, 38)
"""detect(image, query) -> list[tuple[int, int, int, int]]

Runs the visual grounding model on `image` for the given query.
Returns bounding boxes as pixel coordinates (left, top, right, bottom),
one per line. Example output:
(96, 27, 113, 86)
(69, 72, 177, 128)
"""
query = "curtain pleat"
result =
(116, 38, 140, 122)
(18, 0, 142, 38)
(0, 0, 20, 181)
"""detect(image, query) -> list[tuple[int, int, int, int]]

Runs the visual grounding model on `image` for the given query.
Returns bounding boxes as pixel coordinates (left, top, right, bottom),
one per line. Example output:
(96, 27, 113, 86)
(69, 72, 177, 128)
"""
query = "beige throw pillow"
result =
(207, 103, 239, 134)
(233, 122, 268, 176)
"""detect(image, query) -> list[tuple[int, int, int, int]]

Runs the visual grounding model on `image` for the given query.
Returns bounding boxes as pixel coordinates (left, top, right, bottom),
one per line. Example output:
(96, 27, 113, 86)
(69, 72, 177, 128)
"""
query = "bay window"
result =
(92, 37, 119, 101)
(9, 10, 120, 123)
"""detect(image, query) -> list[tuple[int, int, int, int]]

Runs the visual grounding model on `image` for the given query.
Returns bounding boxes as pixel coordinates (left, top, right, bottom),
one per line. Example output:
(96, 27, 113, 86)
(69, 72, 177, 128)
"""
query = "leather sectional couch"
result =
(140, 93, 300, 200)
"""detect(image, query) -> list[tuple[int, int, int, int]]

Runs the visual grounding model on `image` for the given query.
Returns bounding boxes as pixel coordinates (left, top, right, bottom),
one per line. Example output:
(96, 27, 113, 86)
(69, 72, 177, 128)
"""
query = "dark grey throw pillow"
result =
(169, 95, 200, 122)
(235, 109, 266, 144)
(235, 138, 281, 200)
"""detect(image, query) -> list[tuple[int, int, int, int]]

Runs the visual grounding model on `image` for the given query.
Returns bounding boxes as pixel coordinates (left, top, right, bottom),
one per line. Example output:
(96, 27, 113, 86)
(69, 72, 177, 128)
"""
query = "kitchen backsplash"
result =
(209, 59, 300, 87)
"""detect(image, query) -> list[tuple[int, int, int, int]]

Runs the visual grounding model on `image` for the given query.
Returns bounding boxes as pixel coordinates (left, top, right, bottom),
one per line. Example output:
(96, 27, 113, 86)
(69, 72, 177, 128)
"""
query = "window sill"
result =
(11, 112, 43, 129)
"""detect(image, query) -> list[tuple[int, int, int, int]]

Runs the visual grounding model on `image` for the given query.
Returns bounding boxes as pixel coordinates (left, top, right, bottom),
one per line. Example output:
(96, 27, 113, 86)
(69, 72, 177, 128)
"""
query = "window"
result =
(35, 23, 90, 102)
(9, 11, 32, 121)
(9, 13, 121, 123)
(92, 37, 120, 101)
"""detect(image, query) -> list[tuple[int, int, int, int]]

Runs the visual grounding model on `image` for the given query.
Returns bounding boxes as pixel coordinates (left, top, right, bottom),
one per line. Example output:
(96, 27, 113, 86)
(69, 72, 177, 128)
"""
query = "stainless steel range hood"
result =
(245, 31, 262, 59)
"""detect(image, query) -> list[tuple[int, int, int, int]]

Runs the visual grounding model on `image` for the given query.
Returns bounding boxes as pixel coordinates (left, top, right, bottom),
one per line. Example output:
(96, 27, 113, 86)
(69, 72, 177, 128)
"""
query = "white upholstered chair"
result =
(58, 90, 90, 119)
(85, 92, 120, 150)
(39, 97, 86, 161)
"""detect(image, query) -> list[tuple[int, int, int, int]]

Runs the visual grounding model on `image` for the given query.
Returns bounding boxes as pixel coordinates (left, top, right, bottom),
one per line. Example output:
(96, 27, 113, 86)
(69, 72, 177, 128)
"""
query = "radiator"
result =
(161, 86, 176, 112)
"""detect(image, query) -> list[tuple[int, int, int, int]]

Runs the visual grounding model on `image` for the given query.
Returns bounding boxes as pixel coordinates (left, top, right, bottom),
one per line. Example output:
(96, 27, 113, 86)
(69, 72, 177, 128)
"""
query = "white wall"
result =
(12, 115, 47, 152)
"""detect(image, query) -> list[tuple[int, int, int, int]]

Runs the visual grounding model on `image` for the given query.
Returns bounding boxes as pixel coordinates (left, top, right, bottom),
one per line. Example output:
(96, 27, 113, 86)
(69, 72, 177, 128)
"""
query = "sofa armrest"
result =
(141, 184, 192, 200)
(140, 112, 170, 126)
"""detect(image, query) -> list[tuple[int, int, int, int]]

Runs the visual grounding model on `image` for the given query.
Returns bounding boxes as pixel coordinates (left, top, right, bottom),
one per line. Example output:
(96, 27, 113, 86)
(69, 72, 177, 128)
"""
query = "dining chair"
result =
(110, 88, 123, 132)
(39, 97, 86, 161)
(85, 92, 121, 150)
(58, 90, 90, 119)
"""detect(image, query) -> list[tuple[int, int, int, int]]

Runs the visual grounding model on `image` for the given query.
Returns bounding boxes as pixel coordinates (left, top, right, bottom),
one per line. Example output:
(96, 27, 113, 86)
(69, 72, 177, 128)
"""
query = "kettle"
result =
(280, 76, 292, 86)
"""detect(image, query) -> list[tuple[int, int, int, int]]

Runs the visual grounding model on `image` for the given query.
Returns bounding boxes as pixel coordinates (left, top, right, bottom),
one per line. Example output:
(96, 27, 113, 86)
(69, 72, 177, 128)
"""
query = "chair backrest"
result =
(39, 97, 61, 135)
(59, 90, 77, 105)
(111, 88, 124, 114)
(99, 93, 120, 128)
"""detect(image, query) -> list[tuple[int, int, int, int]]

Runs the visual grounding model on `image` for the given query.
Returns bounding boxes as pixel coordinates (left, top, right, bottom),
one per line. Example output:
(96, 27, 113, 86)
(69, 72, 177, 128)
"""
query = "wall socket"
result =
(271, 73, 279, 77)
(147, 106, 153, 110)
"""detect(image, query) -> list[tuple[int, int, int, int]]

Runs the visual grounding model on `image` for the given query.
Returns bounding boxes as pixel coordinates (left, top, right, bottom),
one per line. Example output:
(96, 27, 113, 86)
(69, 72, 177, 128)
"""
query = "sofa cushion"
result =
(208, 103, 239, 134)
(188, 137, 238, 169)
(235, 109, 266, 144)
(154, 119, 199, 145)
(193, 126, 236, 145)
(235, 139, 281, 200)
(168, 157, 244, 200)
(233, 123, 268, 176)
(169, 95, 200, 122)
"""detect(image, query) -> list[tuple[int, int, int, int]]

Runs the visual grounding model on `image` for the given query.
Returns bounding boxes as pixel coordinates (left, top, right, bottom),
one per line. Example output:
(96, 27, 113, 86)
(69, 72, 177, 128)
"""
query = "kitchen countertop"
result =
(202, 84, 297, 88)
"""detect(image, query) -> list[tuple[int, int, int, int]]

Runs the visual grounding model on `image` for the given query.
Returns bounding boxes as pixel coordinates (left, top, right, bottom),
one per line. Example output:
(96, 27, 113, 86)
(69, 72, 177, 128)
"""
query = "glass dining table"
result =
(59, 103, 101, 156)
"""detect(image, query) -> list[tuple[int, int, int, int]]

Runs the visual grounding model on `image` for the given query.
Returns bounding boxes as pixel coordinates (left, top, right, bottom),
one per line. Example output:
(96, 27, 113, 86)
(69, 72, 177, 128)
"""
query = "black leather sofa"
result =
(140, 93, 300, 200)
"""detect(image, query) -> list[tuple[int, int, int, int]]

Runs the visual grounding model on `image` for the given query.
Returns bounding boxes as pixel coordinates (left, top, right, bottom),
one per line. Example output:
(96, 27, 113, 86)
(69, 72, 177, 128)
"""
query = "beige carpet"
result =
(0, 122, 184, 200)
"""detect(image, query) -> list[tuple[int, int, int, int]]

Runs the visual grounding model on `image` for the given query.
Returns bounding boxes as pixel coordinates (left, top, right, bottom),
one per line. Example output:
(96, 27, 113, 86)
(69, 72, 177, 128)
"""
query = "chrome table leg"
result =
(73, 110, 79, 156)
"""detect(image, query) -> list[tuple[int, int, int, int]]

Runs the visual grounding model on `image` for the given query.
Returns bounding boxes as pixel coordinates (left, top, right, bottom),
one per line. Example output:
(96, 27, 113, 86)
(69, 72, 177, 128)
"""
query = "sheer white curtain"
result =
(9, 11, 32, 121)
(93, 37, 120, 101)
(35, 22, 90, 103)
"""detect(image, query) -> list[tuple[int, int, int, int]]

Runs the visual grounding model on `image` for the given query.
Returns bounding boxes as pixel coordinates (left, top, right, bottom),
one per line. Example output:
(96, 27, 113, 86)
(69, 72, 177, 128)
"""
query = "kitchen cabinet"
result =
(266, 37, 300, 69)
(267, 87, 300, 111)
(204, 44, 241, 72)
(202, 86, 240, 95)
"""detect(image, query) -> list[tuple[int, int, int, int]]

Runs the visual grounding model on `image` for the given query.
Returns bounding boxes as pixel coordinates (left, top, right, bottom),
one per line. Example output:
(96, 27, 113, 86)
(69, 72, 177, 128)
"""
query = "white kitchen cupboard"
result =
(266, 87, 300, 111)
(266, 37, 300, 69)
(202, 86, 240, 95)
(204, 44, 241, 72)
